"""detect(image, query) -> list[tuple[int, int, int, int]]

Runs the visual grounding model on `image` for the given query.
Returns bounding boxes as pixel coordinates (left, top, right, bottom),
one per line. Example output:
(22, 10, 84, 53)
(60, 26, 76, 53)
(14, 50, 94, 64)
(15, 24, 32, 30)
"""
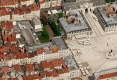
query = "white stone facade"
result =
(40, 0, 62, 9)
(0, 49, 70, 67)
(0, 0, 35, 7)
(67, 30, 93, 39)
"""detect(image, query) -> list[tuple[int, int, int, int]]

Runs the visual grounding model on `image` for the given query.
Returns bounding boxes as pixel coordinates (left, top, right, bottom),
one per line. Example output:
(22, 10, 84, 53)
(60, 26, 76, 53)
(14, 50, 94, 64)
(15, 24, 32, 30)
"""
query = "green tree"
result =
(106, 0, 111, 3)
(42, 26, 48, 37)
(57, 13, 63, 18)
(48, 14, 59, 23)
(51, 22, 61, 36)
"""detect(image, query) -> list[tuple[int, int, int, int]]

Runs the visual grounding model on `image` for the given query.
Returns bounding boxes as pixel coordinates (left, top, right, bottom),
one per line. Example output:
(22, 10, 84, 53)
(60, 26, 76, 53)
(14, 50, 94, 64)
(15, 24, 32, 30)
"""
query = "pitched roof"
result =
(2, 67, 10, 73)
(13, 65, 21, 71)
(0, 54, 4, 60)
(13, 78, 18, 80)
(0, 7, 10, 16)
(36, 48, 45, 54)
(103, 6, 114, 11)
(8, 36, 16, 42)
(98, 72, 117, 79)
(71, 78, 82, 80)
(106, 11, 116, 15)
(50, 45, 58, 53)
(41, 61, 49, 69)
(1, 21, 14, 29)
(26, 64, 34, 72)
(53, 59, 66, 68)
(0, 78, 7, 80)
(31, 74, 42, 80)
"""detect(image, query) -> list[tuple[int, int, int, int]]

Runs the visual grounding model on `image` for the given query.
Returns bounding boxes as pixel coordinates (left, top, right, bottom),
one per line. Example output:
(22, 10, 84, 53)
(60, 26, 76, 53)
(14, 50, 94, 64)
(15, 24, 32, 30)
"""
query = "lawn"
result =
(57, 13, 63, 18)
(36, 26, 49, 43)
(39, 35, 49, 43)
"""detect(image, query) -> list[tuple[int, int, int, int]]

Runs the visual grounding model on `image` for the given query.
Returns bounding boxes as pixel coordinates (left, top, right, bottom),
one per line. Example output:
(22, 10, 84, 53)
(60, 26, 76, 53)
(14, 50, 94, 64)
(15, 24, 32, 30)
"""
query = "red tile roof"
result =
(0, 3, 40, 18)
(98, 72, 117, 79)
(0, 47, 7, 54)
(41, 61, 49, 69)
(2, 34, 8, 42)
(71, 78, 81, 80)
(26, 64, 34, 72)
(13, 65, 21, 71)
(106, 11, 116, 15)
(0, 0, 20, 6)
(25, 75, 32, 80)
(103, 6, 114, 11)
(13, 78, 18, 80)
(53, 59, 66, 68)
(0, 7, 10, 16)
(8, 36, 16, 42)
(40, 71, 47, 77)
(48, 61, 54, 70)
(31, 74, 42, 80)
(36, 48, 45, 54)
(57, 69, 64, 74)
(1, 21, 14, 29)
(4, 55, 9, 60)
(2, 67, 10, 73)
(46, 71, 53, 77)
(0, 78, 7, 80)
(30, 3, 40, 11)
(53, 70, 59, 77)
(0, 54, 4, 60)
(63, 68, 69, 73)
(50, 46, 58, 53)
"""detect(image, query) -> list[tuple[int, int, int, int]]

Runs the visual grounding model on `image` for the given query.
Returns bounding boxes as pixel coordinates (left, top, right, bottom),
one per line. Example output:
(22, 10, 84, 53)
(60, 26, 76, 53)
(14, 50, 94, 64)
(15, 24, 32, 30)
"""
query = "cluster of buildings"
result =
(0, 0, 35, 7)
(94, 5, 117, 32)
(38, 0, 62, 9)
(1, 56, 79, 80)
(0, 16, 79, 79)
(1, 0, 117, 80)
(0, 4, 40, 21)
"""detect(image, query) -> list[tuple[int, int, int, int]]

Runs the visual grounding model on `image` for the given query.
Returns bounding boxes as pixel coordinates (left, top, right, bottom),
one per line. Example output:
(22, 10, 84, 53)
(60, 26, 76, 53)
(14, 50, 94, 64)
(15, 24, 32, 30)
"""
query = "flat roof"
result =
(63, 0, 106, 10)
(52, 36, 68, 50)
(26, 42, 53, 51)
(59, 10, 90, 33)
(17, 20, 32, 29)
(97, 7, 117, 26)
(32, 18, 41, 25)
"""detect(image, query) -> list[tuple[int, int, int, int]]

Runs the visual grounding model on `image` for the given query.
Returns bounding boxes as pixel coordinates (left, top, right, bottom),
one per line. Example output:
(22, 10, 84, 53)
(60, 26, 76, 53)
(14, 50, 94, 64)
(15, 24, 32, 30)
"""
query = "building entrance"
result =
(85, 8, 88, 13)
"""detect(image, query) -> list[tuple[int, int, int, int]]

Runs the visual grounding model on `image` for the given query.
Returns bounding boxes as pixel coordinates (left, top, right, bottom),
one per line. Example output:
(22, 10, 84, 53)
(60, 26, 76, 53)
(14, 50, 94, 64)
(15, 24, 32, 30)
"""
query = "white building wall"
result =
(0, 15, 10, 22)
(21, 0, 35, 6)
(7, 60, 13, 67)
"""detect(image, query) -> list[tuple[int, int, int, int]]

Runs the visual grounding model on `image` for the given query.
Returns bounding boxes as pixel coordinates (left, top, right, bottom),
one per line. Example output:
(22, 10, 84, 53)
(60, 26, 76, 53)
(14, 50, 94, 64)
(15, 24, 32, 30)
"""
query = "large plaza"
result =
(65, 11, 117, 79)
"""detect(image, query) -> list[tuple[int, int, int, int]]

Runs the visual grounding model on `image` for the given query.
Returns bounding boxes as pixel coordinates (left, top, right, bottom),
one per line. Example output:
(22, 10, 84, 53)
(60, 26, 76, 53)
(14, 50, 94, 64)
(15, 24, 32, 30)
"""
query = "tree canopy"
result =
(50, 22, 61, 36)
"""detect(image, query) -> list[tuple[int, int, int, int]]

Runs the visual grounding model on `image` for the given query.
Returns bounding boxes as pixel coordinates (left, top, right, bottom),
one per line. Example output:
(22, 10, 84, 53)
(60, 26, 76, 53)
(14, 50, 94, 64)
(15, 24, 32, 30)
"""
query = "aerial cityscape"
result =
(0, 0, 117, 80)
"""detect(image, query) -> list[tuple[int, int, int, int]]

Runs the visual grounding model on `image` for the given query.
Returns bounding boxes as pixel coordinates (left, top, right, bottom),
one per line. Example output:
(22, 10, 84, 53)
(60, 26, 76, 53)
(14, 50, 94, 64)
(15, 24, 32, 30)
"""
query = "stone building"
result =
(59, 10, 92, 39)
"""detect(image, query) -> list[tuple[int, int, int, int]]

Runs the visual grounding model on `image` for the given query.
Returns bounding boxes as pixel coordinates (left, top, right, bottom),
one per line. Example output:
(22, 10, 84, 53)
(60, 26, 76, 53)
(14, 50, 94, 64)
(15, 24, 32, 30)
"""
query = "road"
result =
(84, 13, 102, 36)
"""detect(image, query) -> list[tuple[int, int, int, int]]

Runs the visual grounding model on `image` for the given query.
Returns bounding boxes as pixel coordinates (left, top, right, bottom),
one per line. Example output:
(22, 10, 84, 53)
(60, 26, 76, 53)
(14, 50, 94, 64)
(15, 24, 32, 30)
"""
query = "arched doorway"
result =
(90, 9, 91, 12)
(85, 8, 88, 13)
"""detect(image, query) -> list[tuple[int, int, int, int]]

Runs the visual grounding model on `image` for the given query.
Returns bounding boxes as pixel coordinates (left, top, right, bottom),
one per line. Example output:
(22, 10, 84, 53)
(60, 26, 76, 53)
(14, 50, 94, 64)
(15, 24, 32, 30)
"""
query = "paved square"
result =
(66, 12, 117, 76)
